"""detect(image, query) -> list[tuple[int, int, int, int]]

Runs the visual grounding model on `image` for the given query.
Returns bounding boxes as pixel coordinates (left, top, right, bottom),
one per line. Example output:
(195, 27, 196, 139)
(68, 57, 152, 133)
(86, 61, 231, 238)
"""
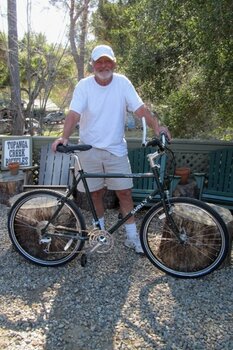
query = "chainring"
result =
(88, 229, 114, 254)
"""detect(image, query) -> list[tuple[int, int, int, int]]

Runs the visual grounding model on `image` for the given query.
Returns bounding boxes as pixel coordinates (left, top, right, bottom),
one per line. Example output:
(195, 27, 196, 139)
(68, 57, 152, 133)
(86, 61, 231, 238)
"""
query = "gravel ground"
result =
(0, 202, 232, 350)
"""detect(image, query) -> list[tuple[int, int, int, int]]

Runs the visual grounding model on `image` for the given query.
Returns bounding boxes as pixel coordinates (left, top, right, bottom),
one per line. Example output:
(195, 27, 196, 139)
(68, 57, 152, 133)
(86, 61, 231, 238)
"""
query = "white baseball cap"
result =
(91, 45, 116, 62)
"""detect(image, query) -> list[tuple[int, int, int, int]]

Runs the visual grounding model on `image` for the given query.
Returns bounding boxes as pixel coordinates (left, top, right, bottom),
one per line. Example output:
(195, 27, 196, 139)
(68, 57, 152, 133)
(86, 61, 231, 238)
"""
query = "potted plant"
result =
(8, 162, 20, 175)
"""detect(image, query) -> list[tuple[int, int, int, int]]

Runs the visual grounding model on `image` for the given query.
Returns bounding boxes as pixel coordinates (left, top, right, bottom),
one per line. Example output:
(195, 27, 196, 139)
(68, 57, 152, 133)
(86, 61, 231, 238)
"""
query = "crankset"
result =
(87, 228, 114, 254)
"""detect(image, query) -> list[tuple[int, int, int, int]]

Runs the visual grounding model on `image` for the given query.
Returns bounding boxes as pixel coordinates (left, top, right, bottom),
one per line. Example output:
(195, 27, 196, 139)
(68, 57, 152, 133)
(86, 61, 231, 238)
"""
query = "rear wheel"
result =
(8, 190, 86, 266)
(140, 198, 229, 278)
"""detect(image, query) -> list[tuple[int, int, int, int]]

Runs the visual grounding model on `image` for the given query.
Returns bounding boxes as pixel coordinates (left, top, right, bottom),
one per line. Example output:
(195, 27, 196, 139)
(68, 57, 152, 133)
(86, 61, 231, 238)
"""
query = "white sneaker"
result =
(124, 237, 144, 254)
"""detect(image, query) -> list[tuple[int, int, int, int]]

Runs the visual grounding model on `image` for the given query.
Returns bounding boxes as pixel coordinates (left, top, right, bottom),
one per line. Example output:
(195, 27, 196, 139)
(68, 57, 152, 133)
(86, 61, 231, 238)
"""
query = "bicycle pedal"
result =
(80, 253, 87, 267)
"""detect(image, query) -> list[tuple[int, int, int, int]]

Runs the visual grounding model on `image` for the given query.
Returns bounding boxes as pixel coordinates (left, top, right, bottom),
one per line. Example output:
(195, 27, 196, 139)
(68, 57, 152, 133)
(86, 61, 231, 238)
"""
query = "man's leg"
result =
(77, 149, 106, 229)
(91, 188, 105, 229)
(116, 189, 143, 253)
(91, 188, 105, 218)
(115, 189, 134, 223)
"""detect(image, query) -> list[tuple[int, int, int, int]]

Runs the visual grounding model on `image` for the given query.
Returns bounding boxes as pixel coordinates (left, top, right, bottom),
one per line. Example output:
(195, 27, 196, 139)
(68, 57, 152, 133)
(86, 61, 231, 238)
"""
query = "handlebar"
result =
(141, 117, 170, 151)
(56, 128, 169, 155)
(56, 135, 169, 155)
(145, 133, 170, 151)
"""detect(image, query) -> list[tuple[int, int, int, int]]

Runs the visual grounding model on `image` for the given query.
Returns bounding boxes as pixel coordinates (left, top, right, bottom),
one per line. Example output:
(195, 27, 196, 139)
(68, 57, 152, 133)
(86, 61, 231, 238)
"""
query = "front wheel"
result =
(8, 190, 86, 266)
(140, 198, 229, 278)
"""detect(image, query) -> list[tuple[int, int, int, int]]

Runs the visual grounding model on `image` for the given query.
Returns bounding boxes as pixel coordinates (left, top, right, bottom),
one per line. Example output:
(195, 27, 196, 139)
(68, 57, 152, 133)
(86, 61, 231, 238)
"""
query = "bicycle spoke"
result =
(8, 190, 86, 266)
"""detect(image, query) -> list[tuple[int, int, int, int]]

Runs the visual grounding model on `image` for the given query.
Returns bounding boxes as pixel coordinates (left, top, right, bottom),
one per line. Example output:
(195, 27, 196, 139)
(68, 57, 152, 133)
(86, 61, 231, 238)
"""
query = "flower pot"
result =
(8, 162, 20, 175)
(175, 167, 190, 185)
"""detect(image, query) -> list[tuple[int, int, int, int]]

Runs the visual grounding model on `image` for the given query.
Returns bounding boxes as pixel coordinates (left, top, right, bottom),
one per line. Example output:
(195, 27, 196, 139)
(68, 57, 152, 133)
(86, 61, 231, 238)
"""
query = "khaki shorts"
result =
(76, 148, 133, 192)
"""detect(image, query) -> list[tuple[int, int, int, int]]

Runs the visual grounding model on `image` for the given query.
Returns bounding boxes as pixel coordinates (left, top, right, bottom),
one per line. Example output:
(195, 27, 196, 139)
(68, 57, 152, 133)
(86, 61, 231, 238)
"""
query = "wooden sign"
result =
(1, 136, 32, 169)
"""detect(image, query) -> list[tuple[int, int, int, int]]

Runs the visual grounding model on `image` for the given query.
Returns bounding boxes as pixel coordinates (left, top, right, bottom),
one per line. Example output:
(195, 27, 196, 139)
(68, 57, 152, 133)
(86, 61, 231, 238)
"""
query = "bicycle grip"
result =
(160, 132, 170, 145)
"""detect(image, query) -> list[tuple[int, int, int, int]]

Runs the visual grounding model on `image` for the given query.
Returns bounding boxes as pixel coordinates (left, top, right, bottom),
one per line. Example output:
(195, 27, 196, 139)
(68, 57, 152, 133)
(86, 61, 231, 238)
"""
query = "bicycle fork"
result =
(161, 192, 187, 244)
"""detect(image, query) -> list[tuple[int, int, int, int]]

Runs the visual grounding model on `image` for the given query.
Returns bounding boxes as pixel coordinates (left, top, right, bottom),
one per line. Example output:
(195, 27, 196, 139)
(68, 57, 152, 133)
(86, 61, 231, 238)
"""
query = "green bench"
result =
(128, 147, 174, 205)
(195, 147, 233, 210)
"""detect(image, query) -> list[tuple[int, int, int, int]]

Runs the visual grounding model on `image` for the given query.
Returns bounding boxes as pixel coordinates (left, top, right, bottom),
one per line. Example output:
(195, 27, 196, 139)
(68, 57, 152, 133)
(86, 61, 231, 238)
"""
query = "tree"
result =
(92, 0, 132, 68)
(50, 0, 92, 80)
(7, 0, 24, 134)
(69, 0, 91, 80)
(1, 29, 75, 132)
(93, 0, 232, 139)
(0, 33, 10, 88)
(20, 33, 74, 123)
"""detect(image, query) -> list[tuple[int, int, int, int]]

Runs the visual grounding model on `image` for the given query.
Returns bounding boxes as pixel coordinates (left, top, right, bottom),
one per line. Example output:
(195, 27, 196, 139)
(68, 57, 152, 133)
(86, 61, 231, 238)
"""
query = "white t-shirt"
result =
(69, 73, 143, 156)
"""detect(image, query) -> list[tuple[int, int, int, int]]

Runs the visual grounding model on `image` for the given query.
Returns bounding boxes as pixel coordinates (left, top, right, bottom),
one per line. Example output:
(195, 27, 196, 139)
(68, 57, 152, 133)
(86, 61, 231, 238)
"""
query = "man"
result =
(52, 44, 170, 253)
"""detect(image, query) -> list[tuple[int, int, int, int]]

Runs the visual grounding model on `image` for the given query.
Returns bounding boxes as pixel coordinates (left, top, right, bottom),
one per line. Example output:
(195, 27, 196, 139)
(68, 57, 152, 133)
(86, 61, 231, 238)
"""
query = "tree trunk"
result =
(7, 0, 24, 135)
(78, 0, 89, 79)
(69, 0, 90, 81)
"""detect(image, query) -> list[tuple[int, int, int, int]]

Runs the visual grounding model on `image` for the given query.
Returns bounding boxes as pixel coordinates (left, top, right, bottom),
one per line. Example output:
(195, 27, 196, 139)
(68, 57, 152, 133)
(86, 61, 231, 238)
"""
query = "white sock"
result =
(92, 217, 105, 229)
(125, 223, 138, 241)
(98, 217, 105, 230)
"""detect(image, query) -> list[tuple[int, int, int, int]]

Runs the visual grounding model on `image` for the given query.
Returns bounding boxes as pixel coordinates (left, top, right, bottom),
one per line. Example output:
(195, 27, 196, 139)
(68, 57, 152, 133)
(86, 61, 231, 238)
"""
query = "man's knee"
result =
(116, 188, 132, 201)
(91, 188, 105, 200)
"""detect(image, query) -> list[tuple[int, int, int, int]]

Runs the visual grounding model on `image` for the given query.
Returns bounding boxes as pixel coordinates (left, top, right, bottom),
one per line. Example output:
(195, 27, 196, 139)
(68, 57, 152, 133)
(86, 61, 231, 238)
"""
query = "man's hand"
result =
(51, 137, 69, 152)
(158, 125, 172, 141)
(135, 105, 172, 141)
(51, 110, 80, 152)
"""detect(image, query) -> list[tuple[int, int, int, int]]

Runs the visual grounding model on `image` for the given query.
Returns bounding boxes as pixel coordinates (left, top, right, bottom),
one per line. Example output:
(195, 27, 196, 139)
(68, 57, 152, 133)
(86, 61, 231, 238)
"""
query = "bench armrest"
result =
(194, 172, 206, 199)
(169, 175, 181, 196)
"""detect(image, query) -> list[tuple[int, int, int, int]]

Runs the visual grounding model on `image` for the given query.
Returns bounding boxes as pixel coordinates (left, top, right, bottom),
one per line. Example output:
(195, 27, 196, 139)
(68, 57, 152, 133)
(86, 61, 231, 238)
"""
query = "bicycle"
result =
(7, 134, 229, 278)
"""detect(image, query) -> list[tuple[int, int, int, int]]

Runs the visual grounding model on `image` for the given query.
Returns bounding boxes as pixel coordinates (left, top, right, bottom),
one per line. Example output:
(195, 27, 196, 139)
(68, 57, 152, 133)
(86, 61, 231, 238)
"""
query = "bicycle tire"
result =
(8, 189, 86, 267)
(140, 197, 229, 278)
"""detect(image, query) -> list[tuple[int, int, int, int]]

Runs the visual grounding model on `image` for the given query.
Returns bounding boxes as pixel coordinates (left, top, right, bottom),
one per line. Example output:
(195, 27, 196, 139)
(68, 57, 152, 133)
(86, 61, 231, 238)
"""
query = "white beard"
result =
(95, 70, 113, 82)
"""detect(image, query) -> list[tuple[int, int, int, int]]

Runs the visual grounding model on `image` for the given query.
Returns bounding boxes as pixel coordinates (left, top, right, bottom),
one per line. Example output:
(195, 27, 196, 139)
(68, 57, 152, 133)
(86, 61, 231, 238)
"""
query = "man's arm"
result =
(134, 105, 171, 140)
(51, 110, 80, 152)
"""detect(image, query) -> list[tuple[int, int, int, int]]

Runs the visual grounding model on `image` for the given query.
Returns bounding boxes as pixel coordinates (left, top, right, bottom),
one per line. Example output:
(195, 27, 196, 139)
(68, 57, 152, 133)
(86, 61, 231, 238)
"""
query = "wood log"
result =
(0, 171, 24, 205)
(17, 197, 58, 220)
(173, 179, 199, 198)
(14, 196, 74, 258)
(208, 204, 232, 268)
(157, 203, 232, 271)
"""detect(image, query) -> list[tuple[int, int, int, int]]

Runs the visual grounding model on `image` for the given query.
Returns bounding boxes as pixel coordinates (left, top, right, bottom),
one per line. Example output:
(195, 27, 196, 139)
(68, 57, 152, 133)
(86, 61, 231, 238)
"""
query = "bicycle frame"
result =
(63, 149, 172, 235)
